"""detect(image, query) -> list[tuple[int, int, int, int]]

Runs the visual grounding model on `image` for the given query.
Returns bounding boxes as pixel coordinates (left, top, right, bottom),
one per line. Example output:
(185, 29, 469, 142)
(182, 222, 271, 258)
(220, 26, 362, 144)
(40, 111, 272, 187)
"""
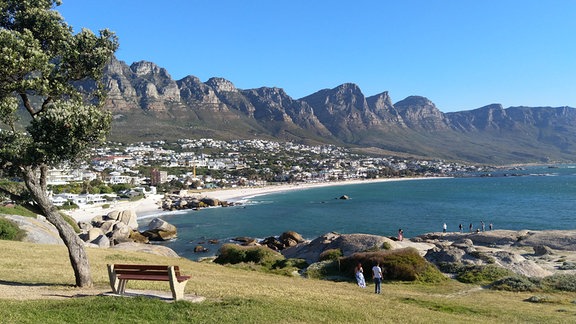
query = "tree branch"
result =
(19, 93, 36, 116)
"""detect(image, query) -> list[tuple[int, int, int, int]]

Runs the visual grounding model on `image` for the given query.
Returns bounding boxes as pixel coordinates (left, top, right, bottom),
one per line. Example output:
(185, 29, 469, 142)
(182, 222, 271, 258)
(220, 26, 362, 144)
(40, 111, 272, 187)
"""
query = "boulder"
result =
(194, 245, 208, 253)
(99, 220, 117, 235)
(90, 234, 110, 248)
(148, 218, 177, 232)
(201, 197, 220, 206)
(110, 242, 180, 257)
(281, 232, 394, 264)
(129, 230, 149, 244)
(280, 231, 305, 245)
(533, 245, 554, 256)
(118, 209, 138, 230)
(111, 223, 131, 243)
(106, 210, 121, 221)
(87, 227, 104, 241)
(77, 221, 93, 231)
(140, 218, 178, 241)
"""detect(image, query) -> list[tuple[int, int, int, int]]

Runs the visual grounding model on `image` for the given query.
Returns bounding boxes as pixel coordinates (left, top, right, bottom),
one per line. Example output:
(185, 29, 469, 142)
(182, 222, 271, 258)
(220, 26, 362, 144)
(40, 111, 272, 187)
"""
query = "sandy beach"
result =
(66, 177, 436, 223)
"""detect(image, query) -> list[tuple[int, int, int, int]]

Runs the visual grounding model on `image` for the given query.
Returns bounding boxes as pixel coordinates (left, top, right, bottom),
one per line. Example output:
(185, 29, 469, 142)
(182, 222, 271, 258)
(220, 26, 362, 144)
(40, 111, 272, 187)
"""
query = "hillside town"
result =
(39, 138, 488, 208)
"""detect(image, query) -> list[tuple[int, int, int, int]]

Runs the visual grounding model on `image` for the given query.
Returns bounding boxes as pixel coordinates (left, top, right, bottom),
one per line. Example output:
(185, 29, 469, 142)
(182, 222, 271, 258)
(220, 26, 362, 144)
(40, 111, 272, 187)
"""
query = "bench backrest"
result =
(111, 264, 183, 277)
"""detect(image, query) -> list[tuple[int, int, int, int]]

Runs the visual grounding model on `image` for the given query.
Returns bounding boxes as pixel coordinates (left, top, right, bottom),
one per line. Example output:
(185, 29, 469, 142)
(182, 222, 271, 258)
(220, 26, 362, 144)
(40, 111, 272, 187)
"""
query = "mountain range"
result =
(101, 58, 576, 164)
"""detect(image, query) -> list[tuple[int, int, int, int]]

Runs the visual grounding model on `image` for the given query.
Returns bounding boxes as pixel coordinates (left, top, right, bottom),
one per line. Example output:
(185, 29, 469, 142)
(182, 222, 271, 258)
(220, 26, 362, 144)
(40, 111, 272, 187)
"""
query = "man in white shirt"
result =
(372, 262, 383, 294)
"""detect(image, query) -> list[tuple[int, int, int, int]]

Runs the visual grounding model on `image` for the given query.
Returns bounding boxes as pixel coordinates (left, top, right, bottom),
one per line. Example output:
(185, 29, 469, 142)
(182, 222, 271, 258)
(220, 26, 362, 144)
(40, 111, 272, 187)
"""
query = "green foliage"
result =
(319, 248, 342, 261)
(214, 244, 284, 268)
(339, 248, 445, 283)
(540, 274, 576, 292)
(305, 260, 342, 279)
(0, 205, 37, 217)
(489, 276, 538, 292)
(455, 264, 515, 284)
(61, 212, 81, 233)
(0, 218, 25, 241)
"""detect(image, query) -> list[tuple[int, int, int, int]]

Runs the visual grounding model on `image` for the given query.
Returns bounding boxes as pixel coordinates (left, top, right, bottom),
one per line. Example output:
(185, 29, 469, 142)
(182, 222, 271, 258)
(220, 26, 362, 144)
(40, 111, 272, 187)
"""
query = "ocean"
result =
(141, 165, 576, 260)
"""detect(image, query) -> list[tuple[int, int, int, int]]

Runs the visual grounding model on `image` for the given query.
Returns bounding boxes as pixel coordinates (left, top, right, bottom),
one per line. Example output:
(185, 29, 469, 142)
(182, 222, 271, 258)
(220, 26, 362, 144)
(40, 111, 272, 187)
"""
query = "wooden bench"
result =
(107, 264, 191, 301)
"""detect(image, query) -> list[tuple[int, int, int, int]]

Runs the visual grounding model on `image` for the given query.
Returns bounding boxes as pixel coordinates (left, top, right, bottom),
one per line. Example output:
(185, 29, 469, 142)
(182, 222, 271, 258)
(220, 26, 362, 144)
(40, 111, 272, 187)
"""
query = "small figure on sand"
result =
(459, 223, 463, 233)
(489, 223, 493, 231)
(354, 263, 366, 288)
(481, 220, 485, 232)
(443, 223, 447, 233)
(397, 229, 404, 241)
(469, 223, 473, 233)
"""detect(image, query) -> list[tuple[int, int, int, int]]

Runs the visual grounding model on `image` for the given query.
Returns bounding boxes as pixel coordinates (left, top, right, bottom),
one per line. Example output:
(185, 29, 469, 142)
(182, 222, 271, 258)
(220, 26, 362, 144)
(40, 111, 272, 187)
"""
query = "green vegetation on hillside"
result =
(1, 240, 576, 323)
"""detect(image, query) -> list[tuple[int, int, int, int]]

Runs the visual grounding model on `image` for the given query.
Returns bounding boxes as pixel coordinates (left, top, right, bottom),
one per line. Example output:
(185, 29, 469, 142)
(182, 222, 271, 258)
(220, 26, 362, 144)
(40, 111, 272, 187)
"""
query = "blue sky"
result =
(58, 1, 575, 112)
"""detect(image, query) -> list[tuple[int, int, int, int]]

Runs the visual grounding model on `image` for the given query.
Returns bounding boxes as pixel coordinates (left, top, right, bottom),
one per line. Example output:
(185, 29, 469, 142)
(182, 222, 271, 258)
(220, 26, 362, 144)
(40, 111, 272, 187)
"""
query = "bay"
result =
(145, 165, 576, 260)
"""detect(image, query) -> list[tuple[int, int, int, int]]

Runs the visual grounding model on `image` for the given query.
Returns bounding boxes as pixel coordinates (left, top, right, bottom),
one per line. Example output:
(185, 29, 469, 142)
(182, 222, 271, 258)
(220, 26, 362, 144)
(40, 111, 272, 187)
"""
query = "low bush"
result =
(455, 264, 515, 284)
(540, 274, 576, 292)
(319, 248, 342, 261)
(490, 275, 538, 292)
(305, 260, 342, 279)
(0, 205, 37, 217)
(0, 218, 26, 241)
(214, 244, 284, 268)
(339, 248, 445, 283)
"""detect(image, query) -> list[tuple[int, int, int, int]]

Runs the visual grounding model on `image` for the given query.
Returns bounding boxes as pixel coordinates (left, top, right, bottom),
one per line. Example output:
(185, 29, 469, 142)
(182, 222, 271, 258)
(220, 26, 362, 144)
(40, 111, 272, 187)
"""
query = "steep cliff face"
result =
(99, 58, 576, 163)
(394, 96, 450, 131)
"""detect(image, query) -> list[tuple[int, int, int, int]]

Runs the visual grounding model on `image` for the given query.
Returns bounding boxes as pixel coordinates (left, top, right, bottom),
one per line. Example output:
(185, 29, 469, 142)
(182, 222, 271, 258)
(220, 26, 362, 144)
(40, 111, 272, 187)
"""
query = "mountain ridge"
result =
(102, 58, 576, 164)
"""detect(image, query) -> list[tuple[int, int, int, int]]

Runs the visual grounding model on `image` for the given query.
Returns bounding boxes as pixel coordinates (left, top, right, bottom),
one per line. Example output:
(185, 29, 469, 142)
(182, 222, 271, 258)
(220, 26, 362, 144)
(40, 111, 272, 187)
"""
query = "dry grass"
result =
(1, 240, 576, 323)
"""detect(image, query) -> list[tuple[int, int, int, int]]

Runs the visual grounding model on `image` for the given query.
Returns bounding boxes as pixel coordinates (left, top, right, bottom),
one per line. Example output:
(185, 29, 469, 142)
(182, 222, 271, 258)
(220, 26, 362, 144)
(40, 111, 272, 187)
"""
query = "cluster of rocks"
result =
(78, 209, 178, 248)
(413, 230, 576, 277)
(161, 195, 233, 211)
(250, 230, 576, 278)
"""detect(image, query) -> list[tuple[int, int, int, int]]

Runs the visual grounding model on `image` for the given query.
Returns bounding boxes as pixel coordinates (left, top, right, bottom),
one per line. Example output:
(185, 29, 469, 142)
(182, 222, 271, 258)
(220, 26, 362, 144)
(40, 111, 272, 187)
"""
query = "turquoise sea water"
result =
(142, 165, 576, 260)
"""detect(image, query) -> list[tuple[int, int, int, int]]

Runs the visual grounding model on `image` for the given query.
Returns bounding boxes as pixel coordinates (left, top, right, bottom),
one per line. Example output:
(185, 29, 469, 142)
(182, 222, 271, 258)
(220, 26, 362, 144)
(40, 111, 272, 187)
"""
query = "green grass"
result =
(1, 240, 576, 323)
(0, 205, 37, 217)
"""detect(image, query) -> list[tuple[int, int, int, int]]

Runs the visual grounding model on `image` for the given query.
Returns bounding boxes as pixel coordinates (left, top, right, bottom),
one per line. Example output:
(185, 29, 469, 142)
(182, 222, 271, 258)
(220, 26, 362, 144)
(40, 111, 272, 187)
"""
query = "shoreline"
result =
(66, 176, 444, 223)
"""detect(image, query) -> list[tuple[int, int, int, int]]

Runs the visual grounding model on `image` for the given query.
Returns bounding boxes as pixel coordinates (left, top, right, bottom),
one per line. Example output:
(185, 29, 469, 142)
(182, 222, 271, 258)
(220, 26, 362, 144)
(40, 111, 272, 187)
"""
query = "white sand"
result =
(66, 177, 439, 223)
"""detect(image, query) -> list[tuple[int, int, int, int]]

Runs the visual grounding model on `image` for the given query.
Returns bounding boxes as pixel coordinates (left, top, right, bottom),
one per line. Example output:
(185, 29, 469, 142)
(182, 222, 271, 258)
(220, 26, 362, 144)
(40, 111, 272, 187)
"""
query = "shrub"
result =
(319, 248, 342, 261)
(339, 248, 445, 282)
(0, 205, 37, 217)
(456, 265, 515, 284)
(540, 274, 576, 292)
(214, 244, 284, 267)
(490, 276, 538, 292)
(305, 260, 341, 279)
(0, 218, 26, 241)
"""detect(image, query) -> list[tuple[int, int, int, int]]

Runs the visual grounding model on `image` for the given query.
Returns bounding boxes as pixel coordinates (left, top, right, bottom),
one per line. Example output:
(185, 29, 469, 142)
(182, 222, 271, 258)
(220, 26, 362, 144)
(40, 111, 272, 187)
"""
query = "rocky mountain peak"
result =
(205, 77, 237, 93)
(130, 61, 170, 79)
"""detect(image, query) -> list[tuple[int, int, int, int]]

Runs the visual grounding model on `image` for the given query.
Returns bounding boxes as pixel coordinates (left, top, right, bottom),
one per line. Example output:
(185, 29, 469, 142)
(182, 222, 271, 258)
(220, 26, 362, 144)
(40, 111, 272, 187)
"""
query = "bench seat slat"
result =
(118, 274, 191, 282)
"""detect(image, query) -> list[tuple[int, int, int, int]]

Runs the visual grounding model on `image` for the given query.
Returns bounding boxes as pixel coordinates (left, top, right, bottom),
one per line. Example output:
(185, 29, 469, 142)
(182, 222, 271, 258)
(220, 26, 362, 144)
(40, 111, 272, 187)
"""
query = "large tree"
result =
(0, 0, 118, 287)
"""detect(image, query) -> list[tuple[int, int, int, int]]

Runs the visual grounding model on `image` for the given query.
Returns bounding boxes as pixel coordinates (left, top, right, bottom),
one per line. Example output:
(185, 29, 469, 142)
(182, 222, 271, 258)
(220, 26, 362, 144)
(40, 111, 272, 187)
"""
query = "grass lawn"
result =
(1, 240, 575, 323)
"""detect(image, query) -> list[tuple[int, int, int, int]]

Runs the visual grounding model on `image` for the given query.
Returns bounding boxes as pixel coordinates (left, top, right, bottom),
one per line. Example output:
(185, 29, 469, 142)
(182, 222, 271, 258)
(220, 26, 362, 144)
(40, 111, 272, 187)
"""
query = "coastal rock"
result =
(281, 232, 395, 264)
(117, 209, 138, 230)
(142, 218, 177, 241)
(2, 215, 63, 245)
(110, 242, 180, 257)
(90, 234, 111, 248)
(87, 228, 104, 241)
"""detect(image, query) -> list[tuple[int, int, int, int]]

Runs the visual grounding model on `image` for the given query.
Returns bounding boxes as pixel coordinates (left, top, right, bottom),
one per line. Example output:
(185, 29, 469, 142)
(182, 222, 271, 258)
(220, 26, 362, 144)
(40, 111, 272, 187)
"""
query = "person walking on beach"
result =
(443, 223, 447, 233)
(489, 223, 493, 231)
(481, 221, 485, 232)
(459, 223, 463, 233)
(372, 262, 383, 294)
(469, 223, 473, 233)
(397, 229, 404, 241)
(354, 263, 366, 288)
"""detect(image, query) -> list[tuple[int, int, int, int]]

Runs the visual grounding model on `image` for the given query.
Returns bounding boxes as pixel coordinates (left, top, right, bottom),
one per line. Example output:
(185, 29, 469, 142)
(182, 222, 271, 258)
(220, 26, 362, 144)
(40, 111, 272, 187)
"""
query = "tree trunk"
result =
(22, 166, 93, 287)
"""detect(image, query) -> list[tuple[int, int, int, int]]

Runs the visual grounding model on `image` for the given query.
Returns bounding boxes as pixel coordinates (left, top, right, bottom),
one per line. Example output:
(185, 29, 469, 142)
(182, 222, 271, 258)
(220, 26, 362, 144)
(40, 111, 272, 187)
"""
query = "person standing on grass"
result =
(372, 262, 383, 294)
(354, 263, 366, 288)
